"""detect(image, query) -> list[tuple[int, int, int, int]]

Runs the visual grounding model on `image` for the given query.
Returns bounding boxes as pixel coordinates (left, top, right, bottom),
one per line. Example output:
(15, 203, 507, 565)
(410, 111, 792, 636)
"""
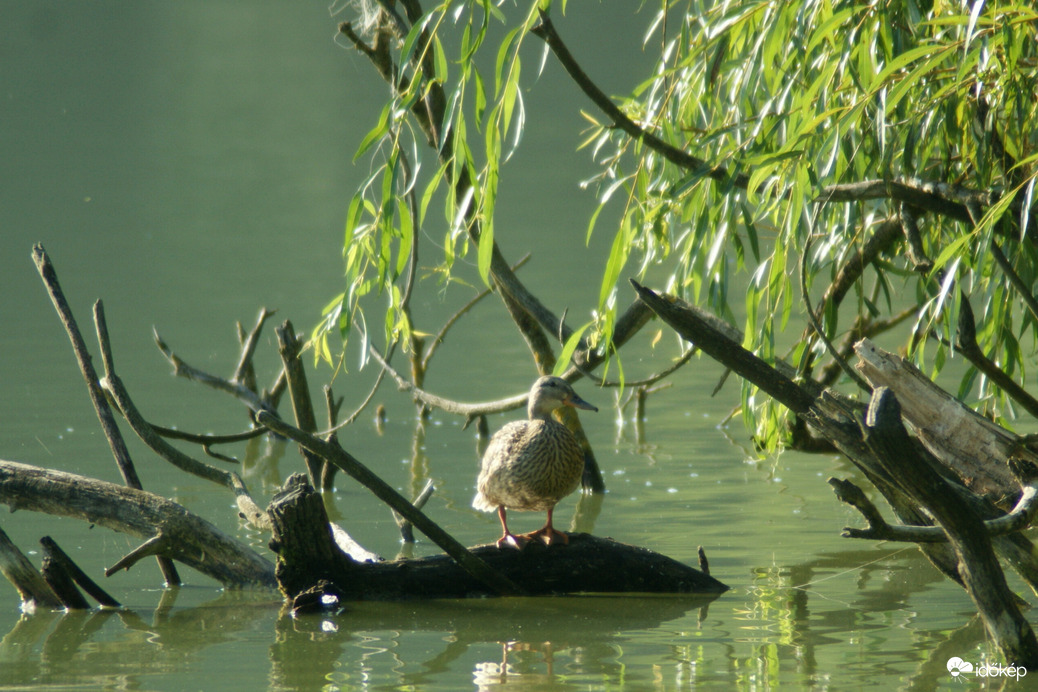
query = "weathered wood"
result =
(268, 475, 728, 600)
(862, 388, 1038, 668)
(267, 474, 358, 598)
(0, 460, 276, 588)
(0, 524, 62, 610)
(40, 537, 121, 608)
(40, 557, 90, 610)
(274, 321, 325, 486)
(856, 338, 1023, 501)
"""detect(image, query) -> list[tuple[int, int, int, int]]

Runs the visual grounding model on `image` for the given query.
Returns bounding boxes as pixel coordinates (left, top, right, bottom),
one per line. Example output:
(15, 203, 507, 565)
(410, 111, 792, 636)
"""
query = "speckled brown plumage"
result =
(473, 376, 597, 549)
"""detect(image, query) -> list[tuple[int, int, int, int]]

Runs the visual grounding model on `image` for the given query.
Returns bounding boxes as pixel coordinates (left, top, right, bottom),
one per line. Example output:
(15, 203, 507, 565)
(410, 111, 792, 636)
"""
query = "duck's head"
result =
(527, 376, 598, 420)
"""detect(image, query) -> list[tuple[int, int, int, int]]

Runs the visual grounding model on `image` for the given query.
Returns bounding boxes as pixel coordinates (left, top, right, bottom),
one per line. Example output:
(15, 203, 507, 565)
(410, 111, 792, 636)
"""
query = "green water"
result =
(0, 3, 1018, 690)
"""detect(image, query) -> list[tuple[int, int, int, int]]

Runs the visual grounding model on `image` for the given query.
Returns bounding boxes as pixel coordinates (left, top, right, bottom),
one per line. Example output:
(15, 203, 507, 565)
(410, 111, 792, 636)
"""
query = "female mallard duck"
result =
(473, 375, 598, 549)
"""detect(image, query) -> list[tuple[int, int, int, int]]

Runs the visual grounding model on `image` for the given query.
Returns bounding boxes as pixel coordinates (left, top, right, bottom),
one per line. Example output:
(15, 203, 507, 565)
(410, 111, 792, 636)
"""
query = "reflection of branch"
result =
(564, 349, 693, 388)
(531, 11, 745, 188)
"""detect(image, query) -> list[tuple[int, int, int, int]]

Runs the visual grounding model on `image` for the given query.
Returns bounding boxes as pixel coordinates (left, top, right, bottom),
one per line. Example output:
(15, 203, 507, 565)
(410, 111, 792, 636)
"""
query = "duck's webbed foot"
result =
(523, 525, 569, 546)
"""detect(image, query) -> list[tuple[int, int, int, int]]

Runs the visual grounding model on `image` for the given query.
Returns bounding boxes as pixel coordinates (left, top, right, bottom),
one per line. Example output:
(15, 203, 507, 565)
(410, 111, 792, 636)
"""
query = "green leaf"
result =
(353, 103, 391, 162)
(477, 219, 495, 286)
(552, 321, 593, 377)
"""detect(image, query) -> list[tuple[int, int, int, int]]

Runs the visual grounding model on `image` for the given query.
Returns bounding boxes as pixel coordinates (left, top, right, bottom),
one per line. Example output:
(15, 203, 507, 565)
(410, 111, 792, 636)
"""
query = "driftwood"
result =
(0, 460, 276, 588)
(1, 247, 729, 619)
(630, 280, 1038, 668)
(269, 474, 728, 604)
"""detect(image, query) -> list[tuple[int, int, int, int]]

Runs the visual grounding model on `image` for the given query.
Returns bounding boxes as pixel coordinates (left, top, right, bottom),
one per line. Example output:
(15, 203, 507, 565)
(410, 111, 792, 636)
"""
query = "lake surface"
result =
(0, 3, 1018, 690)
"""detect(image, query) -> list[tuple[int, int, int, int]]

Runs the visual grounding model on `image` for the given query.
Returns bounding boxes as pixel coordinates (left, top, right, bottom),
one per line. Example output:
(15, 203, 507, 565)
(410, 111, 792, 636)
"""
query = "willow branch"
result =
(815, 178, 985, 223)
(421, 254, 531, 371)
(800, 235, 872, 393)
(531, 11, 744, 188)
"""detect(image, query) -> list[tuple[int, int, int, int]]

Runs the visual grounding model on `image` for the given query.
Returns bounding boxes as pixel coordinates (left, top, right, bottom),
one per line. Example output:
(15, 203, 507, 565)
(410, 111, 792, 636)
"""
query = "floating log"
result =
(268, 474, 728, 602)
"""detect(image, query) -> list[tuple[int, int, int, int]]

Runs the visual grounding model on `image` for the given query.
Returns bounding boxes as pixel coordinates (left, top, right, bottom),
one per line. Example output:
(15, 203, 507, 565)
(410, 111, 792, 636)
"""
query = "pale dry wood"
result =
(0, 460, 276, 588)
(855, 338, 1025, 500)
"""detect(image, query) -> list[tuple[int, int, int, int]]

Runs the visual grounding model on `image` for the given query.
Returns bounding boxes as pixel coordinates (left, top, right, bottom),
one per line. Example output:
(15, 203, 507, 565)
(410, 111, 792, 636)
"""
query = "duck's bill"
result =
(566, 395, 598, 412)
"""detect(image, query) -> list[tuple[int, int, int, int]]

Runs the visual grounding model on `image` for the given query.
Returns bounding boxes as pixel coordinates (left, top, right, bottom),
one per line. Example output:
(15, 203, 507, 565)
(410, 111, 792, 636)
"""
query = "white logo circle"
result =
(947, 657, 974, 677)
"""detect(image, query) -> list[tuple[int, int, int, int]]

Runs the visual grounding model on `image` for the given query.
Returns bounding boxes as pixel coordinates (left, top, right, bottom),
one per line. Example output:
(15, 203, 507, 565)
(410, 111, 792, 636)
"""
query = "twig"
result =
(32, 247, 143, 491)
(800, 234, 872, 393)
(153, 329, 272, 415)
(832, 476, 1038, 543)
(233, 308, 276, 385)
(421, 254, 531, 371)
(396, 479, 435, 543)
(368, 343, 527, 418)
(101, 377, 235, 488)
(33, 245, 181, 586)
(275, 321, 325, 485)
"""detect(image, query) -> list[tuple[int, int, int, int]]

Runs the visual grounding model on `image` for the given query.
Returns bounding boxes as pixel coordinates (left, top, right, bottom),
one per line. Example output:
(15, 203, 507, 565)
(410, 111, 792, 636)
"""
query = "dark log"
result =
(40, 537, 121, 608)
(40, 557, 90, 610)
(268, 475, 728, 601)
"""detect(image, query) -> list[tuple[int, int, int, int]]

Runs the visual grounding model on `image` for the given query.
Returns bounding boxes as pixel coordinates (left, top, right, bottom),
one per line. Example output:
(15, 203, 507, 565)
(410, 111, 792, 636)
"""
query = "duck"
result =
(473, 375, 598, 549)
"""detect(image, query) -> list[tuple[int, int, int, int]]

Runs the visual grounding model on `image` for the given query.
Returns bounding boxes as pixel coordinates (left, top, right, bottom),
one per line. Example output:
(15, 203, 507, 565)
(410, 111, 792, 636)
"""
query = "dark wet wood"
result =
(268, 474, 728, 602)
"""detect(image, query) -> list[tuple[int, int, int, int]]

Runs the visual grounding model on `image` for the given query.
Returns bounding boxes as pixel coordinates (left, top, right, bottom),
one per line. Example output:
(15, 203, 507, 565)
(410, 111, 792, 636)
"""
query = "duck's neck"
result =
(527, 398, 554, 422)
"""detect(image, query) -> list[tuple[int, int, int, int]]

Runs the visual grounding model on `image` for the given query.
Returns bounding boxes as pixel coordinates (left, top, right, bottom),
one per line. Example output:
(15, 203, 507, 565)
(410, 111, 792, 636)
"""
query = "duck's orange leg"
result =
(523, 506, 569, 546)
(495, 506, 528, 549)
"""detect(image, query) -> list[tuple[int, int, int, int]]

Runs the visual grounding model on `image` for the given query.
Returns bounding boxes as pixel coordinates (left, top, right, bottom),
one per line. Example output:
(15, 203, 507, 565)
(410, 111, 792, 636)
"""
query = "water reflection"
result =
(0, 550, 991, 691)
